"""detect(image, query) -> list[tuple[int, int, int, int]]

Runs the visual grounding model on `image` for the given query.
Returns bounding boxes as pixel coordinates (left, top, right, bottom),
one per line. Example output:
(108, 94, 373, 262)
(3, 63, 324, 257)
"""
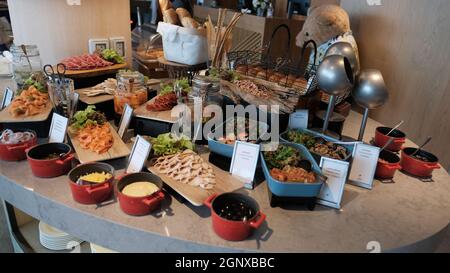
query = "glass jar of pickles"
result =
(114, 70, 148, 114)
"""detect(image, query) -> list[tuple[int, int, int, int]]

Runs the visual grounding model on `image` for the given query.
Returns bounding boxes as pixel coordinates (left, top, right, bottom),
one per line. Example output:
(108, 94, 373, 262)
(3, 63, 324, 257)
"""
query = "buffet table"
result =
(0, 108, 449, 253)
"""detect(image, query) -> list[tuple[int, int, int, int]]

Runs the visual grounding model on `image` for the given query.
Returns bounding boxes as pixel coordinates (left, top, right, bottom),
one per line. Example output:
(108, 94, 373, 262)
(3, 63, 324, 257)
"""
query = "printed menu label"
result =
(349, 143, 380, 189)
(48, 113, 69, 143)
(289, 109, 309, 129)
(1, 87, 13, 110)
(230, 141, 260, 189)
(317, 158, 350, 209)
(118, 104, 133, 139)
(127, 135, 152, 174)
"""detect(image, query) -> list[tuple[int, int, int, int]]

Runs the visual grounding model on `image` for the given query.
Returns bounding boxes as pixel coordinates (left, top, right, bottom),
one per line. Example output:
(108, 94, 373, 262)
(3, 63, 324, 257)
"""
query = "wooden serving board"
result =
(68, 123, 130, 164)
(64, 63, 128, 79)
(0, 103, 53, 123)
(134, 97, 179, 124)
(148, 153, 245, 206)
(76, 88, 114, 105)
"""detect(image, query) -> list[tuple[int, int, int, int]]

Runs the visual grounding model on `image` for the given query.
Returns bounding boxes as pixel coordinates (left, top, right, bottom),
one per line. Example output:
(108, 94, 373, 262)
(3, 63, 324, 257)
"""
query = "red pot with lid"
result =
(0, 129, 37, 161)
(26, 143, 74, 178)
(116, 172, 165, 216)
(68, 162, 115, 205)
(374, 127, 406, 152)
(204, 193, 266, 241)
(376, 150, 402, 179)
(401, 148, 440, 178)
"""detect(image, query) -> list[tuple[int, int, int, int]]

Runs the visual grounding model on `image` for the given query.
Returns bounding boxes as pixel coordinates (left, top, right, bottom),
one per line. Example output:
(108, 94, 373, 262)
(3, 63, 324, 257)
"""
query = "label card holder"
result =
(289, 109, 309, 130)
(48, 113, 69, 143)
(348, 143, 380, 190)
(1, 87, 14, 110)
(229, 141, 260, 189)
(118, 104, 133, 140)
(317, 158, 349, 209)
(127, 135, 152, 174)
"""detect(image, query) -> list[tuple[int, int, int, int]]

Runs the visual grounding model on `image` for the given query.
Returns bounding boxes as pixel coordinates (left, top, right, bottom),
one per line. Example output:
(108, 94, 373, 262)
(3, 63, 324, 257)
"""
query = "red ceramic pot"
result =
(401, 148, 440, 178)
(0, 129, 37, 161)
(376, 150, 402, 179)
(374, 127, 406, 152)
(26, 143, 74, 178)
(204, 193, 266, 241)
(116, 172, 165, 216)
(68, 162, 115, 205)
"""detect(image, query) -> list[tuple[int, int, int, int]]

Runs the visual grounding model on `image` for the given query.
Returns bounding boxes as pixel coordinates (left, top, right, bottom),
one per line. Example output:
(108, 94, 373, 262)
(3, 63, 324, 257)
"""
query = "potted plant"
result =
(253, 0, 270, 16)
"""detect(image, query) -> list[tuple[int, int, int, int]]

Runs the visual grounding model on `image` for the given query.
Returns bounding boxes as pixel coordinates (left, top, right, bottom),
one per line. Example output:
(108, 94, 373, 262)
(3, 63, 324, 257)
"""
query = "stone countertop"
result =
(0, 77, 450, 252)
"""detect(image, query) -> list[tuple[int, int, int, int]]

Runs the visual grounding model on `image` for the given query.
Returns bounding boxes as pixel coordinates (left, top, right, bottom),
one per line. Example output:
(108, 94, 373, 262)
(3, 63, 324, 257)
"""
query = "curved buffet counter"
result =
(0, 111, 449, 253)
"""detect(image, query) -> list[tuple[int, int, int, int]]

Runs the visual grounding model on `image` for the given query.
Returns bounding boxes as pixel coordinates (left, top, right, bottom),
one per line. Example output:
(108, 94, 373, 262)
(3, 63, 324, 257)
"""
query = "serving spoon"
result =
(386, 120, 404, 136)
(410, 136, 432, 157)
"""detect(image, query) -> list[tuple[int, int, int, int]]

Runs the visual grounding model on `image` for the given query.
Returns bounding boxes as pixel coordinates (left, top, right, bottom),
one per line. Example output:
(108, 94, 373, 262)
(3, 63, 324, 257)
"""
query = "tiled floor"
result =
(0, 199, 448, 253)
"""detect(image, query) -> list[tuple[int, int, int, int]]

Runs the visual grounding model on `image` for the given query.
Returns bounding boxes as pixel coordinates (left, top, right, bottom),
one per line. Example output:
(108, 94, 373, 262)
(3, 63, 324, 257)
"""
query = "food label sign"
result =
(127, 135, 152, 174)
(349, 143, 380, 189)
(317, 158, 349, 209)
(289, 109, 309, 130)
(230, 141, 260, 189)
(118, 104, 133, 140)
(49, 113, 69, 143)
(1, 88, 13, 110)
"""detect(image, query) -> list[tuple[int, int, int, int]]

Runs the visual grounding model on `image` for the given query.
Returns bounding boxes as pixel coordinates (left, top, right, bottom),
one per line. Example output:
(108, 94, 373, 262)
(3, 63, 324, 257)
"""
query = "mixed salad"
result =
(263, 144, 316, 183)
(70, 105, 107, 131)
(150, 133, 195, 157)
(101, 49, 125, 64)
(286, 130, 349, 160)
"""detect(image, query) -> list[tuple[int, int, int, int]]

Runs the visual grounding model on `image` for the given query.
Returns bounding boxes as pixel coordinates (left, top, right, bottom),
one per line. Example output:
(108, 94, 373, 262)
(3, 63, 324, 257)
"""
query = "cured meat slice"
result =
(61, 54, 114, 70)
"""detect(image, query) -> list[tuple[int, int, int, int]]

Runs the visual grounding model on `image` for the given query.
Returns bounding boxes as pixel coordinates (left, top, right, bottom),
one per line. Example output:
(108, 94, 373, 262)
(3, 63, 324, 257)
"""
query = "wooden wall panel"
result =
(341, 0, 450, 171)
(7, 0, 132, 65)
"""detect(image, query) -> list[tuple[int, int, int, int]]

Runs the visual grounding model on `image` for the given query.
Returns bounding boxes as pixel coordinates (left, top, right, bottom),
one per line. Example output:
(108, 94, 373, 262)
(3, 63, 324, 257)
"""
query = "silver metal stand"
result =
(358, 108, 370, 141)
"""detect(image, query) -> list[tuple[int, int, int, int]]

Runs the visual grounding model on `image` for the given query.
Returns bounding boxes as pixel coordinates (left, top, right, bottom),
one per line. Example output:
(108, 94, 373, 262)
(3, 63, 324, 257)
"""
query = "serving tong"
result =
(44, 63, 78, 119)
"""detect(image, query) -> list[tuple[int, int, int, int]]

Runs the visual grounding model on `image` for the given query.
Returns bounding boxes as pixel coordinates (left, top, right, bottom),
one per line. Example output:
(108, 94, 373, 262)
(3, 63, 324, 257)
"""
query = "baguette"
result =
(159, 0, 172, 12)
(176, 8, 191, 19)
(181, 17, 200, 29)
(163, 8, 179, 25)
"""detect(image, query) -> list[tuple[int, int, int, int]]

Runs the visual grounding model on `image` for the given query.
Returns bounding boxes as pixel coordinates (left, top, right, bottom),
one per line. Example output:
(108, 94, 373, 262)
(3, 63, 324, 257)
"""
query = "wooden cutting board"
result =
(0, 103, 52, 123)
(64, 63, 128, 79)
(68, 123, 130, 164)
(148, 153, 245, 206)
(76, 88, 114, 105)
(134, 96, 179, 124)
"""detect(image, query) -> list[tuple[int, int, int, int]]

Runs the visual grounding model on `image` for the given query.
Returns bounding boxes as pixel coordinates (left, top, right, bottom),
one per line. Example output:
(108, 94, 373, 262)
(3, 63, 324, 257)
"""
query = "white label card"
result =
(349, 143, 380, 189)
(1, 88, 13, 110)
(127, 135, 152, 174)
(230, 141, 260, 189)
(317, 158, 349, 209)
(118, 104, 133, 139)
(289, 109, 309, 129)
(48, 113, 69, 143)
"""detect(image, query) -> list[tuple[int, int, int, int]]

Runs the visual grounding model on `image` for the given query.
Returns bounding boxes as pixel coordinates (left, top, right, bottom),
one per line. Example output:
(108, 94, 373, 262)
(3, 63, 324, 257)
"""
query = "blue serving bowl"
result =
(260, 142, 326, 198)
(208, 117, 269, 158)
(280, 128, 356, 164)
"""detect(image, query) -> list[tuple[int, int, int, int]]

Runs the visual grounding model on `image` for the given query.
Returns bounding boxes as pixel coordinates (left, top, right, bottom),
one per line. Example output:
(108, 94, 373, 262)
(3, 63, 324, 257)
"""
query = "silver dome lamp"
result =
(325, 42, 360, 78)
(352, 69, 389, 141)
(317, 55, 354, 137)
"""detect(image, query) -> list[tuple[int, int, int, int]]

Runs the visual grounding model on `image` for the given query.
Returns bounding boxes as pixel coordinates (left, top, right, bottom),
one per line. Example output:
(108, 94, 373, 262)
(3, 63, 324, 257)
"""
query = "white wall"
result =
(7, 0, 132, 65)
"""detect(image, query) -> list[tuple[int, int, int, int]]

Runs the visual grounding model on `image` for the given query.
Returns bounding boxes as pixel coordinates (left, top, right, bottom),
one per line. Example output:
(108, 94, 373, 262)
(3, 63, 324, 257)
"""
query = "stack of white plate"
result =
(39, 222, 84, 251)
(90, 243, 117, 253)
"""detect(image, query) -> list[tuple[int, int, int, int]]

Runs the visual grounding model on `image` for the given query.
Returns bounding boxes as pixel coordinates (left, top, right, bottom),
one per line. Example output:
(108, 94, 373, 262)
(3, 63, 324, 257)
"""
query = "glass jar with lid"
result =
(114, 70, 148, 114)
(10, 45, 42, 90)
(192, 75, 222, 107)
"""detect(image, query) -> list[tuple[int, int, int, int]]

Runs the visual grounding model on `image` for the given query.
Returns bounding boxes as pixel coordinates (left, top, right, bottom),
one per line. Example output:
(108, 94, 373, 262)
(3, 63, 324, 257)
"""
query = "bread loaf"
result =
(159, 0, 172, 12)
(163, 8, 179, 25)
(181, 17, 200, 29)
(176, 8, 191, 19)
